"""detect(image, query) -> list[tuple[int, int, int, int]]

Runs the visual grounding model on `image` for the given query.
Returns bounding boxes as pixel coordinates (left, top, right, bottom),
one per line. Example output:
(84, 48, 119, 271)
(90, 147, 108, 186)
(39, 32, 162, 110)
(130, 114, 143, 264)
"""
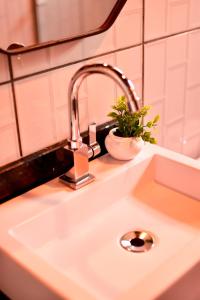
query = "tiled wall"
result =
(1, 0, 200, 168)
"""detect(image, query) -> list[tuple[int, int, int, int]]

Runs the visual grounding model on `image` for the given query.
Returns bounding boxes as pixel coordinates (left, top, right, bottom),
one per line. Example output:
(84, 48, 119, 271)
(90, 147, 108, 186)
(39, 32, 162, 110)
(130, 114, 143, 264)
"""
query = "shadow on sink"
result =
(155, 261, 200, 300)
(133, 155, 200, 228)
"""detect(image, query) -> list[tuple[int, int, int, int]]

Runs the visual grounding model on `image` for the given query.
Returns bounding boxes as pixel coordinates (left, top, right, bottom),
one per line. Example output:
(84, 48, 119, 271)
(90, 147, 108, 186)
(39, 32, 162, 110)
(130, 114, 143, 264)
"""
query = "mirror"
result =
(0, 0, 126, 54)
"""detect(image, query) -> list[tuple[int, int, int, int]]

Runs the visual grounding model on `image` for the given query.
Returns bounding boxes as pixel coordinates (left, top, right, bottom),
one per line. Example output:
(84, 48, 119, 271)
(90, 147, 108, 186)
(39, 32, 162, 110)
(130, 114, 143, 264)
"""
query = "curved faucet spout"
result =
(68, 63, 141, 149)
(60, 63, 141, 190)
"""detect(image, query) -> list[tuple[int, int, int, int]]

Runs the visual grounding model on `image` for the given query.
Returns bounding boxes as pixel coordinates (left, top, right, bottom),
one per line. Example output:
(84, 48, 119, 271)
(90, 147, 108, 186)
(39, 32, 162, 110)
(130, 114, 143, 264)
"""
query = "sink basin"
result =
(0, 145, 200, 300)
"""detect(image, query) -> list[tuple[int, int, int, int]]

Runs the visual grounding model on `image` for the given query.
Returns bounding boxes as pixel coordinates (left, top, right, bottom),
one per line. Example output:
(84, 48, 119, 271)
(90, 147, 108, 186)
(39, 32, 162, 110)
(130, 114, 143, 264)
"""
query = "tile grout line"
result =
(162, 38, 167, 147)
(141, 0, 145, 106)
(7, 55, 23, 156)
(0, 80, 12, 86)
(144, 26, 200, 45)
(10, 25, 200, 85)
(181, 32, 189, 154)
(11, 43, 143, 82)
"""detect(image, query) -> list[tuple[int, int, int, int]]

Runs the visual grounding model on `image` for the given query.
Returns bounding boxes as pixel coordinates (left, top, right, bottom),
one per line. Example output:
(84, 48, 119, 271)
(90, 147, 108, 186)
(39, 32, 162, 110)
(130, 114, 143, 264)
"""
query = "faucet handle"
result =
(88, 123, 101, 158)
(89, 122, 97, 146)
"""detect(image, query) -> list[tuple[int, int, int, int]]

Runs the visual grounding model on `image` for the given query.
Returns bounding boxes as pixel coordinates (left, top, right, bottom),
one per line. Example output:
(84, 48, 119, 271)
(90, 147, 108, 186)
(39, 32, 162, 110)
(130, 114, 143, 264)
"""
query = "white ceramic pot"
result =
(105, 128, 144, 160)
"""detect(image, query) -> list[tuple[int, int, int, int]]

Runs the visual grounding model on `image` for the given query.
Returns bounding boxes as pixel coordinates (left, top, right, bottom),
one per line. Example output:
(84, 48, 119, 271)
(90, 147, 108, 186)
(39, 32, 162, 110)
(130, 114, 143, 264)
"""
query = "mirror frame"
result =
(0, 0, 127, 55)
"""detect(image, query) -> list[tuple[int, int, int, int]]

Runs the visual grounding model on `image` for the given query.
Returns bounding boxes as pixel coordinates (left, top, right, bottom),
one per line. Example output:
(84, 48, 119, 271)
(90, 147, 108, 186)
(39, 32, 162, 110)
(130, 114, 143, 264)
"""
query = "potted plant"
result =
(105, 96, 160, 160)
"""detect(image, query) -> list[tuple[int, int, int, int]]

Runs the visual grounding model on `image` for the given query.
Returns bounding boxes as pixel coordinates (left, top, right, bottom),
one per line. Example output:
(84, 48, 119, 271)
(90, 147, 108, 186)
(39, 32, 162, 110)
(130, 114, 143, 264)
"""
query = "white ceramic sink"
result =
(0, 145, 200, 300)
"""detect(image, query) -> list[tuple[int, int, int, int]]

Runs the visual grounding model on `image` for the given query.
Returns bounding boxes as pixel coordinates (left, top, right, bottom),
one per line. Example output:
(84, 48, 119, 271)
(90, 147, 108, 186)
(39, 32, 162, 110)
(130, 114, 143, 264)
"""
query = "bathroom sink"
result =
(0, 145, 200, 300)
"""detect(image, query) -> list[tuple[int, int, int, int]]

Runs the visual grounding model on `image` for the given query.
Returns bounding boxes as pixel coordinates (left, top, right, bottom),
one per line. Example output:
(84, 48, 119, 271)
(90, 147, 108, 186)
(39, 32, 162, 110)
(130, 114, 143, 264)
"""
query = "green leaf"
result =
(153, 114, 160, 124)
(108, 112, 118, 119)
(139, 105, 151, 117)
(146, 121, 153, 128)
(107, 96, 159, 141)
(149, 137, 157, 144)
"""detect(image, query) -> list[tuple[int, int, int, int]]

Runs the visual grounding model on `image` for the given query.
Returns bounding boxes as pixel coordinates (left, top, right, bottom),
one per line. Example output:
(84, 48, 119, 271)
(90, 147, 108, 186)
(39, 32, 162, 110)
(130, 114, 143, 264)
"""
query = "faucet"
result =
(59, 63, 141, 189)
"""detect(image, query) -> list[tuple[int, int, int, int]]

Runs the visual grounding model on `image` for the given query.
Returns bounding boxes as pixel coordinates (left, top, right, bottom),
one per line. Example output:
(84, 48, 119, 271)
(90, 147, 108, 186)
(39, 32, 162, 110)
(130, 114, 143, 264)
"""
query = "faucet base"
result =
(59, 173, 95, 190)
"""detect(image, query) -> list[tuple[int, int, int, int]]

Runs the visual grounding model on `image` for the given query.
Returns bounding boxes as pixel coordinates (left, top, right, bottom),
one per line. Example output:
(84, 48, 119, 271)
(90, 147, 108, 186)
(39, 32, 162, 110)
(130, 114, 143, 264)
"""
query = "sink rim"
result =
(0, 144, 200, 300)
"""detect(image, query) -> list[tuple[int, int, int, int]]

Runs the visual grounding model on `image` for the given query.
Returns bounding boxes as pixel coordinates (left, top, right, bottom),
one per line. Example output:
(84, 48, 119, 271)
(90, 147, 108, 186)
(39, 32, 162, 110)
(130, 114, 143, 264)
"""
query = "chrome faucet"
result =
(59, 63, 141, 189)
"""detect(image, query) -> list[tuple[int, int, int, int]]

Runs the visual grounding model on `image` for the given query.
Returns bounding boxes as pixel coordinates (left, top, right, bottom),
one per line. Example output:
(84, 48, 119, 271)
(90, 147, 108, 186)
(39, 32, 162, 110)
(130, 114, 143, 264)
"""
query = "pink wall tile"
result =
(167, 0, 189, 34)
(11, 49, 50, 78)
(114, 0, 143, 48)
(0, 125, 20, 166)
(144, 0, 200, 41)
(144, 41, 166, 102)
(83, 27, 115, 58)
(189, 0, 200, 29)
(164, 120, 184, 153)
(182, 135, 200, 158)
(0, 84, 15, 127)
(187, 30, 200, 88)
(115, 46, 142, 99)
(145, 0, 166, 41)
(0, 84, 20, 166)
(184, 85, 200, 137)
(144, 30, 200, 157)
(14, 74, 57, 155)
(49, 41, 83, 68)
(166, 33, 187, 68)
(165, 65, 186, 123)
(54, 105, 71, 142)
(0, 53, 10, 83)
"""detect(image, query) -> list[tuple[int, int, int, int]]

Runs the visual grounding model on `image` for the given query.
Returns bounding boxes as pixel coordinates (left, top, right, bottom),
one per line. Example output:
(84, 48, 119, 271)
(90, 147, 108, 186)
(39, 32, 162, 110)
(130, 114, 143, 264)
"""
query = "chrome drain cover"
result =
(120, 230, 156, 253)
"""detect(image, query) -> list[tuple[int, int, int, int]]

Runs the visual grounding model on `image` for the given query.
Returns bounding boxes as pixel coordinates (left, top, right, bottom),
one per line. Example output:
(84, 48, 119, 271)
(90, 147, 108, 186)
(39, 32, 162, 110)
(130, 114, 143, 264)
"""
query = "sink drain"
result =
(120, 230, 156, 253)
